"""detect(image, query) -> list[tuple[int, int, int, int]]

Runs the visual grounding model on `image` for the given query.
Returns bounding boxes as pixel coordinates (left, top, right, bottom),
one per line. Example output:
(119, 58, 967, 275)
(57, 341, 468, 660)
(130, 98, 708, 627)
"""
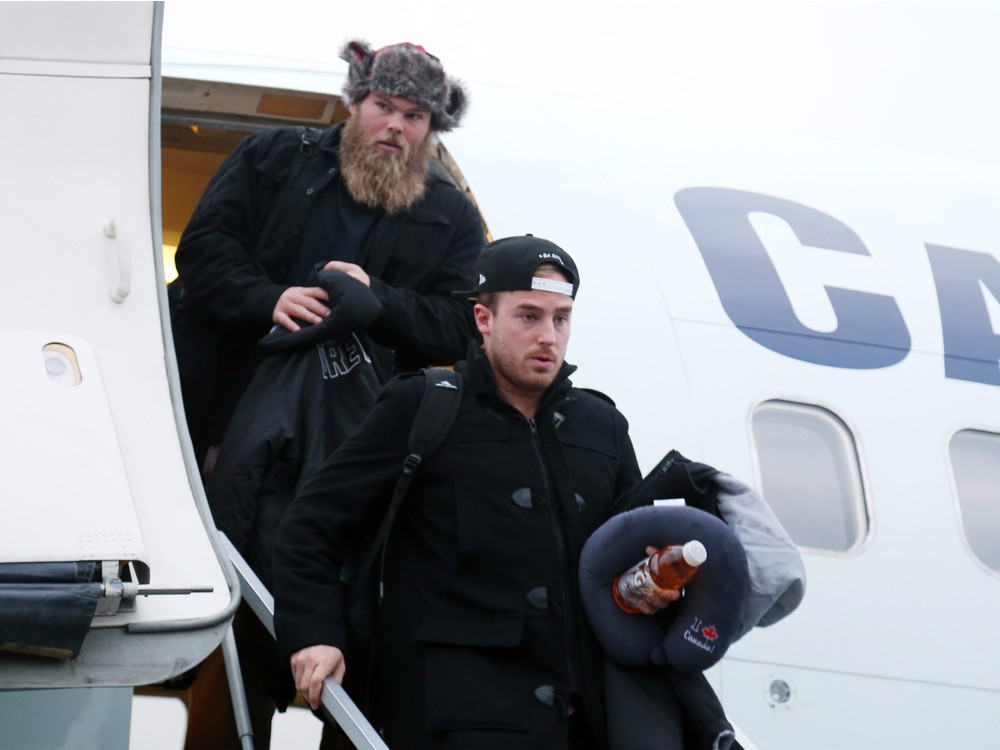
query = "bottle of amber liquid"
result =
(612, 540, 708, 614)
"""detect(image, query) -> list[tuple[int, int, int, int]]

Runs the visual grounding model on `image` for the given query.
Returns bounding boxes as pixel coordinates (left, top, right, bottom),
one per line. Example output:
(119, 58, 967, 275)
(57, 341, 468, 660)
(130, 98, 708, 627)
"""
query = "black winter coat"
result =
(206, 333, 382, 591)
(170, 123, 485, 460)
(273, 346, 644, 750)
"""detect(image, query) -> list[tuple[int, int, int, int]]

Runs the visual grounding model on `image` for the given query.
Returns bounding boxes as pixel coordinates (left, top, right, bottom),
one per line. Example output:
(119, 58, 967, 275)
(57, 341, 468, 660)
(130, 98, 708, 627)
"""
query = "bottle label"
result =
(617, 561, 655, 609)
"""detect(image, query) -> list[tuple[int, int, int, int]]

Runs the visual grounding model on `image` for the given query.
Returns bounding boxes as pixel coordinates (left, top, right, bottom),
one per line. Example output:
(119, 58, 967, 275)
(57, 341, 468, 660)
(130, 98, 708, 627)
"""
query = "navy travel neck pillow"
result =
(579, 504, 749, 673)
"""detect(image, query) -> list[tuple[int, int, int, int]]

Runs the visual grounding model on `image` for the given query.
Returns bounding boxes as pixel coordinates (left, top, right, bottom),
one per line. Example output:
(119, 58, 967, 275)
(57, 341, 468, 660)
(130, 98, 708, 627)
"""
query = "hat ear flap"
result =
(342, 40, 375, 70)
(340, 40, 376, 105)
(435, 78, 468, 132)
(446, 80, 467, 119)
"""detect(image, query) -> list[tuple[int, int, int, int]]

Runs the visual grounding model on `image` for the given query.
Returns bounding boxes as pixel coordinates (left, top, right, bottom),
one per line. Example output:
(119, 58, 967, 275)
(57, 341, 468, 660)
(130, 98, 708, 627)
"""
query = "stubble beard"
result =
(339, 115, 433, 215)
(490, 337, 562, 398)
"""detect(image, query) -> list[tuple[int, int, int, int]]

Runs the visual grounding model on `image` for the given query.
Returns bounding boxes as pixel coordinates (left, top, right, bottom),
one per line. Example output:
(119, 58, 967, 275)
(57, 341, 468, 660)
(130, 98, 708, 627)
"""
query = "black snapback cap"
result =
(453, 235, 580, 299)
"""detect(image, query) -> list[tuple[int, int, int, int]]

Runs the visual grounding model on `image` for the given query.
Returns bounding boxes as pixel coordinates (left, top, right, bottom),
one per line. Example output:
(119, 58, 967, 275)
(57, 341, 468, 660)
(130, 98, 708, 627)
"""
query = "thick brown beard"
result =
(339, 116, 433, 214)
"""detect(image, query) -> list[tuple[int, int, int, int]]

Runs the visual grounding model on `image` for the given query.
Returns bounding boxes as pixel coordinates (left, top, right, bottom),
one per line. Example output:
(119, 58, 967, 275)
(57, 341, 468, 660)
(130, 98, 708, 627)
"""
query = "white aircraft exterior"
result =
(2, 2, 999, 748)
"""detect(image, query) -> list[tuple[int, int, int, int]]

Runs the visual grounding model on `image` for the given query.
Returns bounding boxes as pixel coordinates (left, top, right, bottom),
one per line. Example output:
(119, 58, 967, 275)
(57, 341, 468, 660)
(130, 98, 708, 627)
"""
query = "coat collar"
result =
(319, 121, 345, 156)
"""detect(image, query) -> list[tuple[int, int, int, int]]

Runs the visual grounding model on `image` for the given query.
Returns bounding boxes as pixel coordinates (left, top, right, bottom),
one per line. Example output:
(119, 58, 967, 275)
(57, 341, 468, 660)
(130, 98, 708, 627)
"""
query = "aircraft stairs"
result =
(216, 532, 760, 750)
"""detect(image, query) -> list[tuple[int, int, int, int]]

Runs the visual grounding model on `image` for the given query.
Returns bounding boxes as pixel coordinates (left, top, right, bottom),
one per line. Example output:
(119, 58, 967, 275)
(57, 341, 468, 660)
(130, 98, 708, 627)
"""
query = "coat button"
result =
(534, 685, 556, 708)
(306, 187, 315, 195)
(511, 487, 533, 508)
(526, 587, 548, 610)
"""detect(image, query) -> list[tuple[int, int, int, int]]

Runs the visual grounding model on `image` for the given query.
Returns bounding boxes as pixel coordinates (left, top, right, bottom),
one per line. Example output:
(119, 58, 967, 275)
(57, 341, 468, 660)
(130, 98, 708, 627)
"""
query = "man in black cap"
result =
(273, 236, 676, 749)
(173, 40, 485, 750)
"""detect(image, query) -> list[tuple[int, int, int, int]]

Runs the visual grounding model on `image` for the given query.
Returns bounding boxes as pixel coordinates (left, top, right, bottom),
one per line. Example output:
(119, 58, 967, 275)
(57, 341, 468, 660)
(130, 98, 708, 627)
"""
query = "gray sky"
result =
(163, 1, 1000, 166)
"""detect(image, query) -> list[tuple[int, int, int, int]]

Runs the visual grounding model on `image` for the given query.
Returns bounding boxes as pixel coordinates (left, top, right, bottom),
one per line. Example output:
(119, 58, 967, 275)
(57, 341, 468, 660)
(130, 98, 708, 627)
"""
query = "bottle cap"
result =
(682, 540, 707, 567)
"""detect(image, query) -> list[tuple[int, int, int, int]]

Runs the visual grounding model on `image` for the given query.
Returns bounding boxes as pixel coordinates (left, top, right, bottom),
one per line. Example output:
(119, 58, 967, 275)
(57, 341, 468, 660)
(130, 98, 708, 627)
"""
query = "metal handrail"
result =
(218, 532, 389, 750)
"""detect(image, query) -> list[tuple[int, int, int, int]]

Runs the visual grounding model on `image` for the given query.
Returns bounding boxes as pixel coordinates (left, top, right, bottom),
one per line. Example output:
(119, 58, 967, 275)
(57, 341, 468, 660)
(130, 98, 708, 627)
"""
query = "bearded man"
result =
(171, 40, 485, 472)
(170, 40, 485, 750)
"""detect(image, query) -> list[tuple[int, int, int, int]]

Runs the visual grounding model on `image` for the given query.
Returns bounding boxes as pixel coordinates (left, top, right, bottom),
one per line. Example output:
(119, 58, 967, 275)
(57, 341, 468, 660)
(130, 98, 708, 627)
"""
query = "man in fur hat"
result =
(172, 39, 483, 474)
(172, 40, 486, 750)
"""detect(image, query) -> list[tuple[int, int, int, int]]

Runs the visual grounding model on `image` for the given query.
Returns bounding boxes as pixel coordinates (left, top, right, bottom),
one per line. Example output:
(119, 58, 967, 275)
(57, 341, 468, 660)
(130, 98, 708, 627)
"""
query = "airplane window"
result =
(751, 400, 868, 554)
(948, 430, 1000, 573)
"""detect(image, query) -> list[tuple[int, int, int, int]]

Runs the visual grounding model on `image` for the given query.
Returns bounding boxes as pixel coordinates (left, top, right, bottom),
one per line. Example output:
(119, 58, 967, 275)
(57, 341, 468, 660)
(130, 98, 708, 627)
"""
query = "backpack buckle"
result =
(403, 453, 422, 476)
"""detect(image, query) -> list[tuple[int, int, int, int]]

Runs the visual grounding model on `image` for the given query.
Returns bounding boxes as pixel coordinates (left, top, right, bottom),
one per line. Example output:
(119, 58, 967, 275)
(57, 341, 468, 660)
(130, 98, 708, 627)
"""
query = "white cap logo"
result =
(537, 252, 566, 267)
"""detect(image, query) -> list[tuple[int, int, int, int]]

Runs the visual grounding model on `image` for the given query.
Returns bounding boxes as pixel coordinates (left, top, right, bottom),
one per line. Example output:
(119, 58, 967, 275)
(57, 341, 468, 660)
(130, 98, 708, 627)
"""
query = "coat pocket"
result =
(415, 615, 529, 733)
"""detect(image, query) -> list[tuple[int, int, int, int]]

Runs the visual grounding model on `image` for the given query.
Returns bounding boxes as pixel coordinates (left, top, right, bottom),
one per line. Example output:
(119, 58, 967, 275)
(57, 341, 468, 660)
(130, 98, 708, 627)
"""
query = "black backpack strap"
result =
(351, 367, 463, 604)
(404, 367, 462, 472)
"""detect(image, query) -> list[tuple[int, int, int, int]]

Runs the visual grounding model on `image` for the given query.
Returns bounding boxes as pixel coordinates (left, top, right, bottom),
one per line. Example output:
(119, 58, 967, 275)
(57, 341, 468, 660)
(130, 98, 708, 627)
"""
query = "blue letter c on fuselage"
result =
(674, 187, 910, 369)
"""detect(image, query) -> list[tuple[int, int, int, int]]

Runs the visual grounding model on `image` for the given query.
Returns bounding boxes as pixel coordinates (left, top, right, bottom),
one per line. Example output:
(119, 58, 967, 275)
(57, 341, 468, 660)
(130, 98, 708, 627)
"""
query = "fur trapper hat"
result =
(340, 40, 468, 132)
